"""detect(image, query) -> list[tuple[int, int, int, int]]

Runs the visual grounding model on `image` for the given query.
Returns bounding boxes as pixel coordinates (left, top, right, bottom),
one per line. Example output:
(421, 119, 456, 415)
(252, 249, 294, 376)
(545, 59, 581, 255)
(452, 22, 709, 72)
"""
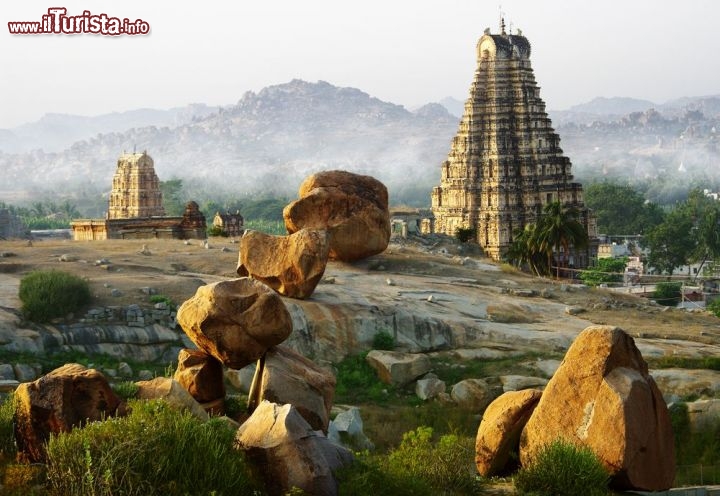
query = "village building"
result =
(430, 23, 598, 266)
(71, 152, 207, 241)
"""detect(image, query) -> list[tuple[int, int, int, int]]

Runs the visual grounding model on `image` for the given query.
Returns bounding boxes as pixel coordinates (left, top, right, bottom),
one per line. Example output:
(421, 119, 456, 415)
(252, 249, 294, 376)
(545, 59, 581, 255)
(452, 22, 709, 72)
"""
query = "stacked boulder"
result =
(171, 171, 392, 495)
(474, 325, 676, 492)
(238, 170, 391, 300)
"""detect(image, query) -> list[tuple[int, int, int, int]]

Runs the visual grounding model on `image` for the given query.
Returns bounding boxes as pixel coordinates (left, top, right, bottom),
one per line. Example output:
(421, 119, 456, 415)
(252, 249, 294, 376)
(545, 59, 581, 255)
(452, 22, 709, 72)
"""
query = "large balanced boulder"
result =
(252, 346, 336, 432)
(173, 348, 225, 404)
(176, 278, 293, 369)
(14, 363, 128, 463)
(283, 170, 391, 262)
(366, 350, 432, 386)
(475, 389, 542, 477)
(237, 228, 330, 299)
(519, 326, 675, 491)
(235, 400, 353, 496)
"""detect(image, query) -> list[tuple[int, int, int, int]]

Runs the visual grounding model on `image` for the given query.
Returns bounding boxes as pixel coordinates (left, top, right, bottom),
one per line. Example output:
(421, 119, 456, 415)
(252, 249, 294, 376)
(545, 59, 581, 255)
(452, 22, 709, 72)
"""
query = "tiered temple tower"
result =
(431, 24, 597, 265)
(108, 151, 165, 219)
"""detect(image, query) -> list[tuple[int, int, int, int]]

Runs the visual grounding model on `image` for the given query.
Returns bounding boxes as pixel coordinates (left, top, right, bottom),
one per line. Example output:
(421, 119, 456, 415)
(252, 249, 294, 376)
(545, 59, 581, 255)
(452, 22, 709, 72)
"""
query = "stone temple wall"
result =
(431, 27, 597, 265)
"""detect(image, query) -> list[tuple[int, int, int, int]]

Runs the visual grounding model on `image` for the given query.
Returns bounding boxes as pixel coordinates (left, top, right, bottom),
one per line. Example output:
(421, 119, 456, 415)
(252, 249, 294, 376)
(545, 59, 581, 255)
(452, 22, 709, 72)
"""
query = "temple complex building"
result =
(71, 152, 206, 241)
(431, 23, 597, 266)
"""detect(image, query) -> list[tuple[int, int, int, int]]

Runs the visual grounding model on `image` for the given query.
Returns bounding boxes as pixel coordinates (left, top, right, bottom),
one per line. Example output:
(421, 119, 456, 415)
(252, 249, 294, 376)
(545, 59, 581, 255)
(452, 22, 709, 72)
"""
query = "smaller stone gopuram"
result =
(71, 151, 207, 241)
(213, 211, 244, 237)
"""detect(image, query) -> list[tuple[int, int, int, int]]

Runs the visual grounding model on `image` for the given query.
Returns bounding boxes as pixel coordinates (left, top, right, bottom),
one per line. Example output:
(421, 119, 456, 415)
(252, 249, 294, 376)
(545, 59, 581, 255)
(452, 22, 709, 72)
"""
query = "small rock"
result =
(386, 278, 394, 286)
(416, 376, 446, 400)
(117, 362, 133, 378)
(137, 369, 154, 381)
(58, 254, 78, 262)
(138, 244, 151, 256)
(565, 306, 585, 316)
(111, 289, 123, 297)
(451, 378, 494, 411)
(366, 350, 432, 386)
(427, 294, 434, 302)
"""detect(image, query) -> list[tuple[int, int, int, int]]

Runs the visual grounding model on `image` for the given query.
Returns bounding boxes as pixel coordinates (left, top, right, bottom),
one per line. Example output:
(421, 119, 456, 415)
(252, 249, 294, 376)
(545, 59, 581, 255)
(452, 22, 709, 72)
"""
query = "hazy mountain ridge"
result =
(2, 82, 719, 209)
(0, 80, 460, 205)
(0, 104, 220, 154)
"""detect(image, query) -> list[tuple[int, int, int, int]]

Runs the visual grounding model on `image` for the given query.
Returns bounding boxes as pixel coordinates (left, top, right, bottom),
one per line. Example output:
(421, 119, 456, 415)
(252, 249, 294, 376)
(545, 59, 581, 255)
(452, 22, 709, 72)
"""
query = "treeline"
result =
(0, 200, 80, 230)
(584, 181, 720, 275)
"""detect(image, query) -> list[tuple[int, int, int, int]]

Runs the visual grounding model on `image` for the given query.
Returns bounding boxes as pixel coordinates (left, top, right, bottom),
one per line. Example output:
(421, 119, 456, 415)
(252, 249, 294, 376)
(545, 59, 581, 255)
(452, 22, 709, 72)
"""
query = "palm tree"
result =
(507, 223, 546, 275)
(535, 202, 589, 279)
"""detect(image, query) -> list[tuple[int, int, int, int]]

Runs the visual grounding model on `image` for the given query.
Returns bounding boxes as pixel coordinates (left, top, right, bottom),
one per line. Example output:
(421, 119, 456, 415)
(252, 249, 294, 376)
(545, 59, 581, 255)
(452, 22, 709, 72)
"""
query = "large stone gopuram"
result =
(431, 23, 597, 265)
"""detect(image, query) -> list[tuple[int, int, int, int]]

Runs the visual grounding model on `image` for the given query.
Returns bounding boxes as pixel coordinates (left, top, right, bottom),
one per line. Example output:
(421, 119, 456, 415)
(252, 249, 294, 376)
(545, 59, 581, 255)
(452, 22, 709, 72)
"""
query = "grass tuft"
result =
(514, 438, 609, 496)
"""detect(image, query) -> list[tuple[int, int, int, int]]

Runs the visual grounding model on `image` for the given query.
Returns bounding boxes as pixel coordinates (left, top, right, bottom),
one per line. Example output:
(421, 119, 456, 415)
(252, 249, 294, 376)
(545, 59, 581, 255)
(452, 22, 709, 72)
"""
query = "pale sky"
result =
(1, 0, 718, 129)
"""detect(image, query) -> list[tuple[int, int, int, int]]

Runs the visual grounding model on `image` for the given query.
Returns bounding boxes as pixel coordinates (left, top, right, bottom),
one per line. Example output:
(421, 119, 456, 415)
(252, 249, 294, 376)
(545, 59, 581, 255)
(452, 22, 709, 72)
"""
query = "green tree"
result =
(584, 181, 665, 235)
(580, 257, 628, 286)
(507, 223, 548, 276)
(160, 178, 185, 216)
(680, 189, 720, 277)
(58, 199, 80, 219)
(506, 202, 588, 278)
(535, 202, 589, 279)
(642, 208, 695, 275)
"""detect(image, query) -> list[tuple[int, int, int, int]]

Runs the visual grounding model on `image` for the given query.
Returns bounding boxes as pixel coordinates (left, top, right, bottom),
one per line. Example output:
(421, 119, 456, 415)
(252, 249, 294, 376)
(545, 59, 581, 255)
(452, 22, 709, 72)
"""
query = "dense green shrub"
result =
(514, 439, 609, 496)
(708, 298, 720, 318)
(207, 225, 228, 237)
(387, 426, 481, 494)
(338, 427, 480, 496)
(337, 450, 432, 496)
(653, 281, 682, 306)
(372, 330, 396, 350)
(19, 270, 91, 323)
(0, 392, 17, 459)
(45, 399, 261, 496)
(579, 257, 627, 286)
(455, 227, 477, 243)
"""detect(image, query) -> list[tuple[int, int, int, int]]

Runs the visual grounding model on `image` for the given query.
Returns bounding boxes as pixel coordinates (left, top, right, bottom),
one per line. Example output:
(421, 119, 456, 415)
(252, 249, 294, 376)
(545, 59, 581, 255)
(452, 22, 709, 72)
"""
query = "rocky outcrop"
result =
(283, 170, 391, 262)
(365, 350, 432, 386)
(136, 377, 209, 421)
(251, 346, 336, 433)
(235, 400, 353, 496)
(14, 363, 128, 463)
(520, 326, 675, 491)
(173, 348, 225, 404)
(237, 228, 330, 299)
(176, 278, 293, 369)
(475, 389, 542, 476)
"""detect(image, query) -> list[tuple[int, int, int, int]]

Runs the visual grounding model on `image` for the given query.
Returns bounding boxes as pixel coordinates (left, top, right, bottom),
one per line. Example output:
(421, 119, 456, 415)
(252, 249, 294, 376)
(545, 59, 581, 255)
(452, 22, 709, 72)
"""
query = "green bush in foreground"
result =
(514, 439, 609, 496)
(19, 270, 91, 323)
(338, 426, 480, 496)
(45, 399, 261, 496)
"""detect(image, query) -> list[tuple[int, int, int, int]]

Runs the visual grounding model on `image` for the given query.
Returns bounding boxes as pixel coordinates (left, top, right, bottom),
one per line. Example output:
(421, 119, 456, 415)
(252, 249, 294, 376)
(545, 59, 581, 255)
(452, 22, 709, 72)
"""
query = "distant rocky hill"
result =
(0, 80, 459, 205)
(3, 82, 720, 208)
(0, 104, 220, 154)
